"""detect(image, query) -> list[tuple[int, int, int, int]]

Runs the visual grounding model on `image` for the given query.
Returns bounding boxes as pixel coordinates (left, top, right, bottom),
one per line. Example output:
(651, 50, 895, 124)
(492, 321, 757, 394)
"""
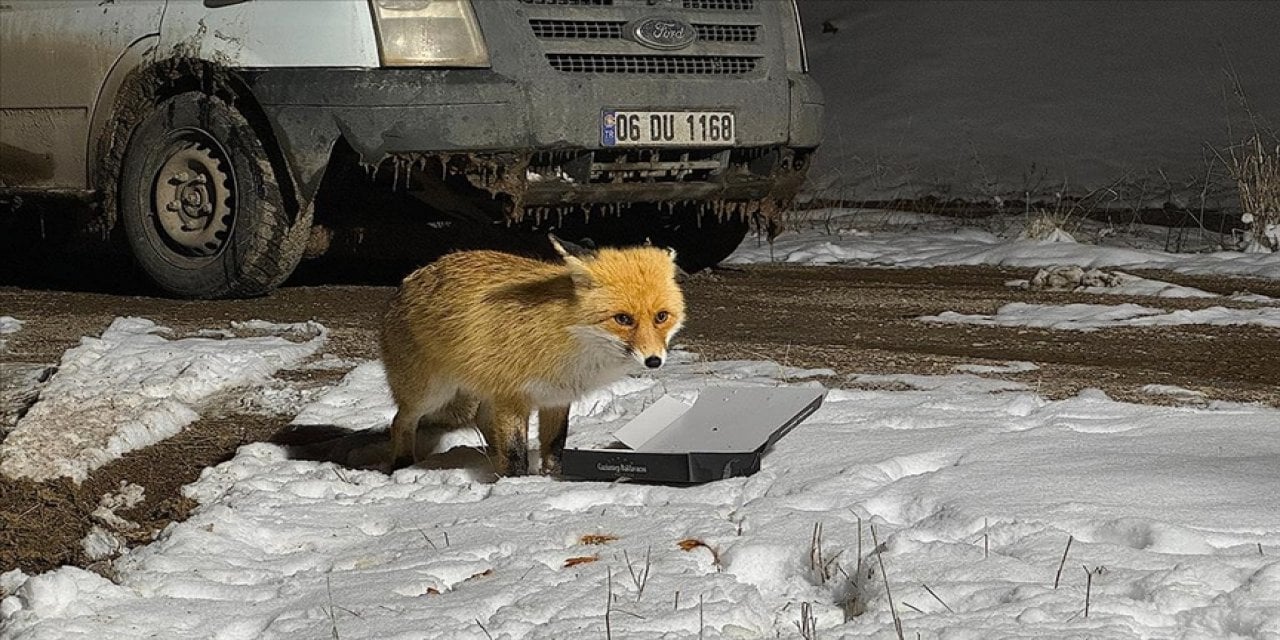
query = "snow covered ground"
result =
(729, 209, 1280, 280)
(730, 209, 1280, 334)
(4, 213, 1280, 639)
(920, 302, 1280, 333)
(4, 356, 1280, 639)
(0, 316, 21, 353)
(0, 318, 326, 484)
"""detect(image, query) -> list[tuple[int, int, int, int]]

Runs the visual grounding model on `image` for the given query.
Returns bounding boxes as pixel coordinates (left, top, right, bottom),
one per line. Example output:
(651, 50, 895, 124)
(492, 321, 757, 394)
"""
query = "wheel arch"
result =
(93, 56, 309, 236)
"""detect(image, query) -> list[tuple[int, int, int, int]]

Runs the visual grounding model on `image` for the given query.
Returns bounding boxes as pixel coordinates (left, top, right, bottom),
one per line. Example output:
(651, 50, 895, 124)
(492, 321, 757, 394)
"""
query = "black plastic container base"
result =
(560, 386, 826, 484)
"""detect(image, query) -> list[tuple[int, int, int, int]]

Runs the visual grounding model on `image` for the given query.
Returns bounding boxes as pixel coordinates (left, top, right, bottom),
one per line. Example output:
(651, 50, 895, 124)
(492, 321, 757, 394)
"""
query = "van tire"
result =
(646, 207, 750, 273)
(119, 92, 308, 298)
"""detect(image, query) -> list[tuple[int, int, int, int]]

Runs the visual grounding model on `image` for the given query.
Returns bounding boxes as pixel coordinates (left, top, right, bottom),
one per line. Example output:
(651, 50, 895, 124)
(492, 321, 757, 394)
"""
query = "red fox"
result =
(379, 237, 685, 476)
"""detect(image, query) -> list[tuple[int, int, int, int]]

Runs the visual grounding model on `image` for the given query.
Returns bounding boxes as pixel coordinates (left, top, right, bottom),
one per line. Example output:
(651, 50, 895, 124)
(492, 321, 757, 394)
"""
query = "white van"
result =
(0, 0, 822, 297)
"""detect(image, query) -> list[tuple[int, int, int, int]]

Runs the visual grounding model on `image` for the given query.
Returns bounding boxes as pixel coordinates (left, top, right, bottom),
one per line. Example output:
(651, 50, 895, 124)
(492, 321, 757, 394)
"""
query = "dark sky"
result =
(799, 0, 1280, 205)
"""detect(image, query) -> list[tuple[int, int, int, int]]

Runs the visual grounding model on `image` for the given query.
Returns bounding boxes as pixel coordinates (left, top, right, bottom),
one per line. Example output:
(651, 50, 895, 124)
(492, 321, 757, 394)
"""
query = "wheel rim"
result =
(150, 129, 235, 258)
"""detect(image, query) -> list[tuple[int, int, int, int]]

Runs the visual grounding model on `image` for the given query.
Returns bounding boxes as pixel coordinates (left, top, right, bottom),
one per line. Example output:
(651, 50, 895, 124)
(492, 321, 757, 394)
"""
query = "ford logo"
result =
(632, 17, 697, 51)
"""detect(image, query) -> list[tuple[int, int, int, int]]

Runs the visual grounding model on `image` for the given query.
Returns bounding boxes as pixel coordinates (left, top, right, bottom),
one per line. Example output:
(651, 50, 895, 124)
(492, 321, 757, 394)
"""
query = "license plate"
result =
(602, 110, 736, 147)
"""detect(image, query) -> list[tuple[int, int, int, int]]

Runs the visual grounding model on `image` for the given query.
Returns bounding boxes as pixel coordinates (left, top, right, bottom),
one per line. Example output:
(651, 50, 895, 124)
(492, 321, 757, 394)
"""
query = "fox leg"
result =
(389, 407, 424, 470)
(389, 381, 458, 469)
(538, 406, 570, 476)
(478, 398, 531, 477)
(408, 392, 479, 463)
(437, 392, 480, 428)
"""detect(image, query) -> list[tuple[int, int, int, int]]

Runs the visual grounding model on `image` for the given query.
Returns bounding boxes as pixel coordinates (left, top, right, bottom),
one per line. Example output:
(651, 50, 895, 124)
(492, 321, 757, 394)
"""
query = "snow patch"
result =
(919, 302, 1280, 332)
(91, 481, 145, 531)
(80, 481, 149, 560)
(0, 315, 22, 351)
(1008, 265, 1279, 303)
(1141, 384, 1208, 400)
(290, 360, 394, 432)
(0, 318, 326, 483)
(952, 361, 1040, 375)
(728, 209, 1280, 280)
(80, 526, 126, 562)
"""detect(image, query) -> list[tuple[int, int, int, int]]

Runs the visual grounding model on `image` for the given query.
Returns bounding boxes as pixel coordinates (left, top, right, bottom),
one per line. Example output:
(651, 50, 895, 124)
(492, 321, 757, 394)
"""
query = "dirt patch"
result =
(3, 262, 1279, 576)
(680, 265, 1280, 406)
(0, 362, 353, 576)
(0, 409, 288, 575)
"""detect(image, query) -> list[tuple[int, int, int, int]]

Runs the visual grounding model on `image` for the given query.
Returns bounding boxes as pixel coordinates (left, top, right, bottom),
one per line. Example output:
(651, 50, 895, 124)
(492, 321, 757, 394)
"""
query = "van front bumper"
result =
(243, 68, 822, 215)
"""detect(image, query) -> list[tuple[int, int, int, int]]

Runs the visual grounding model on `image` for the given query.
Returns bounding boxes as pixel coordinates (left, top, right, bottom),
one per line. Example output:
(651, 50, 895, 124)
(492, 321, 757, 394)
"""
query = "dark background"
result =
(799, 0, 1280, 210)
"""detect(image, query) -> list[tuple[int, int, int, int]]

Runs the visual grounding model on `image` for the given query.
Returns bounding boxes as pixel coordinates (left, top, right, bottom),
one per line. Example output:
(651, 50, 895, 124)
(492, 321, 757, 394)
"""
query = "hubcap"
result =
(152, 132, 234, 258)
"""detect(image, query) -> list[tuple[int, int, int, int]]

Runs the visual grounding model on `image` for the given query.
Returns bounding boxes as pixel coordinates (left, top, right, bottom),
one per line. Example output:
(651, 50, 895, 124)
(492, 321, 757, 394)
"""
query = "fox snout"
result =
(628, 346, 667, 369)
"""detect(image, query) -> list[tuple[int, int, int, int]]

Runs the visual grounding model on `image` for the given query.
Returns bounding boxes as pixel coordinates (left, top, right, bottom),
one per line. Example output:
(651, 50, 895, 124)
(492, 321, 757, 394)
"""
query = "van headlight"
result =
(782, 0, 810, 73)
(370, 0, 490, 67)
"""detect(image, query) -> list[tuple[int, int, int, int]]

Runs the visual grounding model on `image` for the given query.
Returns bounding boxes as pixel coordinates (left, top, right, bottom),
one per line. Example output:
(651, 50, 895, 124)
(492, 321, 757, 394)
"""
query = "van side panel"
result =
(87, 35, 161, 193)
(155, 0, 380, 68)
(0, 0, 164, 189)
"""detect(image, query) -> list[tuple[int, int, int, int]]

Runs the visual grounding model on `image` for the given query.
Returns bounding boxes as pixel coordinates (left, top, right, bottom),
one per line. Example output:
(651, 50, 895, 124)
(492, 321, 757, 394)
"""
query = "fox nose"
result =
(644, 355, 663, 369)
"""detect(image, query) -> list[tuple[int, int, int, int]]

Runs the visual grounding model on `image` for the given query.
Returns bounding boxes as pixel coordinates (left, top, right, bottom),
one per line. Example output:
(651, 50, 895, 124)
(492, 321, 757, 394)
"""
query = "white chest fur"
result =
(523, 326, 633, 407)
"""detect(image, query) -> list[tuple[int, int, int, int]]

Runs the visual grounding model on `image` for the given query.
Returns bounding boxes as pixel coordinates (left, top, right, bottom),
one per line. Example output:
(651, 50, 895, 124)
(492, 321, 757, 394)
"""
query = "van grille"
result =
(519, 0, 614, 5)
(695, 24, 758, 42)
(530, 20, 758, 43)
(530, 20, 624, 39)
(529, 148, 780, 185)
(522, 0, 767, 76)
(546, 54, 757, 75)
(516, 0, 755, 7)
(683, 0, 754, 11)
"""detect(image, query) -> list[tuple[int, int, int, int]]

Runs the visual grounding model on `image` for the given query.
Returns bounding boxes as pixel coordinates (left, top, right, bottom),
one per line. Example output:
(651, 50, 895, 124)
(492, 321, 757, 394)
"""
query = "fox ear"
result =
(550, 234, 597, 261)
(643, 237, 677, 262)
(549, 234, 573, 258)
(550, 234, 596, 287)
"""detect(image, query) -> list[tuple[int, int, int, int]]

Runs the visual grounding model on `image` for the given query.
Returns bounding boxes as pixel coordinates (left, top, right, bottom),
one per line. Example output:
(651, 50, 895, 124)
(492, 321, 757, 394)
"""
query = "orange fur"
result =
(379, 239, 685, 476)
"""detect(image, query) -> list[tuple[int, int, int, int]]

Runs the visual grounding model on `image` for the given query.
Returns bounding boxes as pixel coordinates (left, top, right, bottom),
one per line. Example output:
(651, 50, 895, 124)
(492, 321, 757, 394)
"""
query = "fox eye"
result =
(613, 313, 635, 327)
(655, 311, 670, 324)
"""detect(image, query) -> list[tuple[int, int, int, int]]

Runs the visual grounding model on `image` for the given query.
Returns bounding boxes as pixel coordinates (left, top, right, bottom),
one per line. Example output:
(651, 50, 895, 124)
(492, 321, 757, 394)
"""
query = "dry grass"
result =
(1225, 134, 1280, 250)
(794, 601, 817, 639)
(1054, 535, 1074, 589)
(1216, 55, 1280, 251)
(922, 583, 954, 614)
(623, 546, 652, 602)
(809, 522, 843, 585)
(870, 525, 906, 640)
(1082, 565, 1104, 618)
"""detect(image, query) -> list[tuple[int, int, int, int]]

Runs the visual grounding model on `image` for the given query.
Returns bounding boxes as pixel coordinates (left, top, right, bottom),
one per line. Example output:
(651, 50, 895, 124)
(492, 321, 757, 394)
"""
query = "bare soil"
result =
(3, 262, 1279, 576)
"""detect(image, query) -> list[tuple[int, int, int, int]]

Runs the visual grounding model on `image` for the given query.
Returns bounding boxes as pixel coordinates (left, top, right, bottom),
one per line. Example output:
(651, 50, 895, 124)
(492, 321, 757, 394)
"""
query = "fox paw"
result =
(540, 458, 562, 478)
(381, 455, 415, 475)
